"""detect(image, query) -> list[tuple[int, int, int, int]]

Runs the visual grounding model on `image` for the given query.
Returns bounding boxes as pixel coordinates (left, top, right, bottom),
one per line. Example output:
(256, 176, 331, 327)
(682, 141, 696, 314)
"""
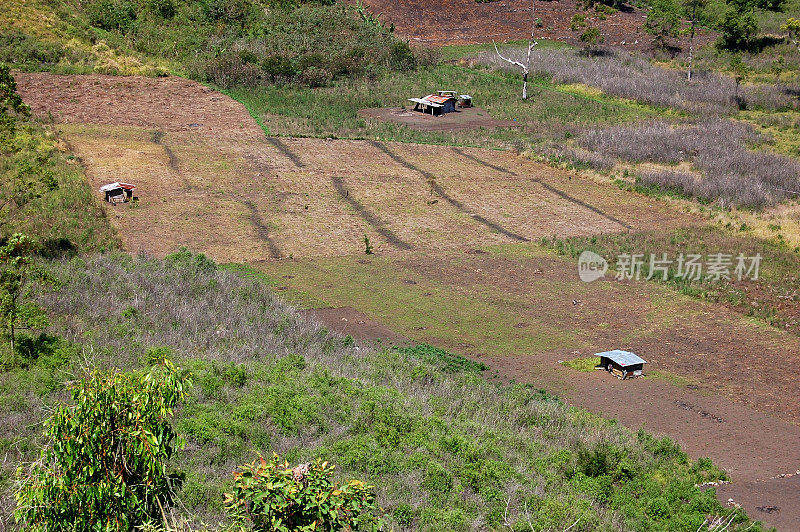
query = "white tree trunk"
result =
(494, 0, 537, 100)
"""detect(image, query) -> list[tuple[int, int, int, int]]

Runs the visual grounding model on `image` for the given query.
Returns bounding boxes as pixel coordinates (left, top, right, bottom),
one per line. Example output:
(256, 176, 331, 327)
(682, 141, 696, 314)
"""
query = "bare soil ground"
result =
(17, 72, 799, 529)
(349, 0, 715, 51)
(358, 106, 521, 132)
(302, 307, 410, 346)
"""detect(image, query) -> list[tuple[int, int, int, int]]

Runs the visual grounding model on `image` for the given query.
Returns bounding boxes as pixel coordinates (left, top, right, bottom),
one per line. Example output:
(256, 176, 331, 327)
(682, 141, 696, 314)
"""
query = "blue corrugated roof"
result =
(596, 350, 647, 367)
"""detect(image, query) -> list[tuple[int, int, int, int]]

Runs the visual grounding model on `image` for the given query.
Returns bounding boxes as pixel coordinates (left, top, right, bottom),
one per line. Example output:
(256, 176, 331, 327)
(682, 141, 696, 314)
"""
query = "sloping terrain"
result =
(350, 0, 714, 50)
(16, 72, 691, 262)
(15, 71, 800, 529)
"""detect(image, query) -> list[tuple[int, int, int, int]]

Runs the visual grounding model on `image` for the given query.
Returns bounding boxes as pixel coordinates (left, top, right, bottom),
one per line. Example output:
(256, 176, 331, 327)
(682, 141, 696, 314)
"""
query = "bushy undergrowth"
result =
(578, 119, 800, 207)
(0, 70, 117, 251)
(0, 251, 761, 530)
(6, 0, 424, 88)
(473, 46, 799, 113)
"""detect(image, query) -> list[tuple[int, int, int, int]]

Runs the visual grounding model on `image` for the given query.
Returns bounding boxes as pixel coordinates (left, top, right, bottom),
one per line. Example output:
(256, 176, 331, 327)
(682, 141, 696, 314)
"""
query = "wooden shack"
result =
(100, 182, 136, 204)
(596, 350, 646, 379)
(408, 93, 458, 115)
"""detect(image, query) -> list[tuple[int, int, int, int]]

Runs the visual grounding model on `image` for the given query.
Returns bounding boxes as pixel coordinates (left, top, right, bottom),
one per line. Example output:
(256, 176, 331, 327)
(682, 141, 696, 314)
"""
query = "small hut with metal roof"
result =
(408, 90, 471, 115)
(100, 182, 136, 204)
(596, 350, 647, 379)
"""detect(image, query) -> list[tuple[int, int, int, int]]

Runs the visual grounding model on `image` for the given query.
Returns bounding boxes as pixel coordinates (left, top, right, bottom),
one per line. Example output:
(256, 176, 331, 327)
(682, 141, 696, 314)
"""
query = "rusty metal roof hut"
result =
(596, 350, 647, 379)
(408, 93, 458, 115)
(100, 182, 136, 204)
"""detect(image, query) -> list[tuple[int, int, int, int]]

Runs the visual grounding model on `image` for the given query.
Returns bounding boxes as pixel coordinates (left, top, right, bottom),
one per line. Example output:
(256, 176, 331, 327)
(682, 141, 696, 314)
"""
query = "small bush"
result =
(224, 454, 384, 531)
(394, 503, 414, 527)
(14, 359, 191, 530)
(86, 0, 137, 32)
(394, 344, 487, 373)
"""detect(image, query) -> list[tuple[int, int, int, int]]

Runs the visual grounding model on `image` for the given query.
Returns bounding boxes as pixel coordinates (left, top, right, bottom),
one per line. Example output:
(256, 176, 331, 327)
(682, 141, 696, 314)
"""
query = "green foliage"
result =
(782, 17, 800, 51)
(86, 0, 138, 32)
(0, 234, 49, 353)
(579, 26, 604, 48)
(717, 6, 759, 50)
(0, 63, 30, 148)
(645, 0, 681, 48)
(14, 358, 192, 530)
(0, 31, 67, 69)
(224, 454, 384, 531)
(394, 343, 487, 373)
(570, 13, 587, 31)
(165, 247, 217, 275)
(363, 234, 373, 255)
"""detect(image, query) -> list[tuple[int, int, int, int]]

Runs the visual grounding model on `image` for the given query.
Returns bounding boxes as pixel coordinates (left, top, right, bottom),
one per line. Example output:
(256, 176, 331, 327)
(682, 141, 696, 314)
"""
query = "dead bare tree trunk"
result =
(687, 2, 696, 81)
(494, 0, 537, 99)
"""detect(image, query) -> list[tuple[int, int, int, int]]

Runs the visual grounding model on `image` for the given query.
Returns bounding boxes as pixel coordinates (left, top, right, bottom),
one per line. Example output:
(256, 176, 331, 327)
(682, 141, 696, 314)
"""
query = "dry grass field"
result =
(17, 73, 694, 262)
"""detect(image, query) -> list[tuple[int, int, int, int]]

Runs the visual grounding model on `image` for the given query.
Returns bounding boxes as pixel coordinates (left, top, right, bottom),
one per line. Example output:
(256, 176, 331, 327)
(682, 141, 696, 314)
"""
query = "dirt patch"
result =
(358, 106, 520, 132)
(717, 475, 800, 532)
(301, 307, 410, 346)
(15, 72, 264, 142)
(350, 0, 715, 51)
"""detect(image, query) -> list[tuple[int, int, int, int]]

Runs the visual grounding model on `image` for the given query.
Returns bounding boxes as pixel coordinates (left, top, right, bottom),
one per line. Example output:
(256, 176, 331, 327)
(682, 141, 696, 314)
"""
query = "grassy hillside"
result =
(0, 250, 762, 530)
(0, 0, 423, 86)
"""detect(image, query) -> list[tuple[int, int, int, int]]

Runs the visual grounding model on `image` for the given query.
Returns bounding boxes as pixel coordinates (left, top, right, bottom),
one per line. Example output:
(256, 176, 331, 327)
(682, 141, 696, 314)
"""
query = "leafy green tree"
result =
(645, 0, 681, 51)
(225, 454, 384, 531)
(579, 26, 604, 52)
(15, 358, 191, 530)
(717, 6, 758, 51)
(0, 63, 30, 153)
(0, 233, 48, 353)
(782, 17, 800, 53)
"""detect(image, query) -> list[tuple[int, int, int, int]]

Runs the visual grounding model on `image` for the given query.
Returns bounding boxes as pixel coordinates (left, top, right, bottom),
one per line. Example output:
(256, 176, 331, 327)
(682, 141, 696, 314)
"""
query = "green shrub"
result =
(717, 8, 758, 51)
(421, 462, 453, 498)
(146, 0, 176, 18)
(14, 359, 191, 530)
(224, 454, 384, 531)
(393, 503, 413, 527)
(86, 0, 137, 32)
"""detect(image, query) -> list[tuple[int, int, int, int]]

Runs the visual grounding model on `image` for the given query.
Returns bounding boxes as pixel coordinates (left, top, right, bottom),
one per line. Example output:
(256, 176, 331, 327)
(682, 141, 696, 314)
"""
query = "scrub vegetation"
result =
(1, 251, 760, 530)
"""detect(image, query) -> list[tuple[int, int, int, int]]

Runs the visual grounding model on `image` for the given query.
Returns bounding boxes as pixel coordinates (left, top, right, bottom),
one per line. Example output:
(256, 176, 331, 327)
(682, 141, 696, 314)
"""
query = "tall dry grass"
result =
(473, 47, 799, 114)
(578, 120, 800, 207)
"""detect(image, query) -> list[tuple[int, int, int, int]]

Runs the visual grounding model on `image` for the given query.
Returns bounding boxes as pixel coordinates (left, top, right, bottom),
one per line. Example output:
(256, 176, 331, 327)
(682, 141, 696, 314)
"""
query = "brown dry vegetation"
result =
(16, 73, 696, 262)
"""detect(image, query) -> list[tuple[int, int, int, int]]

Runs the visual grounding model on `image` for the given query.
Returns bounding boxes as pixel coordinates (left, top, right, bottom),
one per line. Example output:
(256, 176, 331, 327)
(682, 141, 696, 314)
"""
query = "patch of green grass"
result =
(394, 343, 487, 373)
(227, 63, 665, 151)
(255, 254, 578, 356)
(647, 370, 700, 388)
(1, 118, 119, 252)
(561, 356, 600, 372)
